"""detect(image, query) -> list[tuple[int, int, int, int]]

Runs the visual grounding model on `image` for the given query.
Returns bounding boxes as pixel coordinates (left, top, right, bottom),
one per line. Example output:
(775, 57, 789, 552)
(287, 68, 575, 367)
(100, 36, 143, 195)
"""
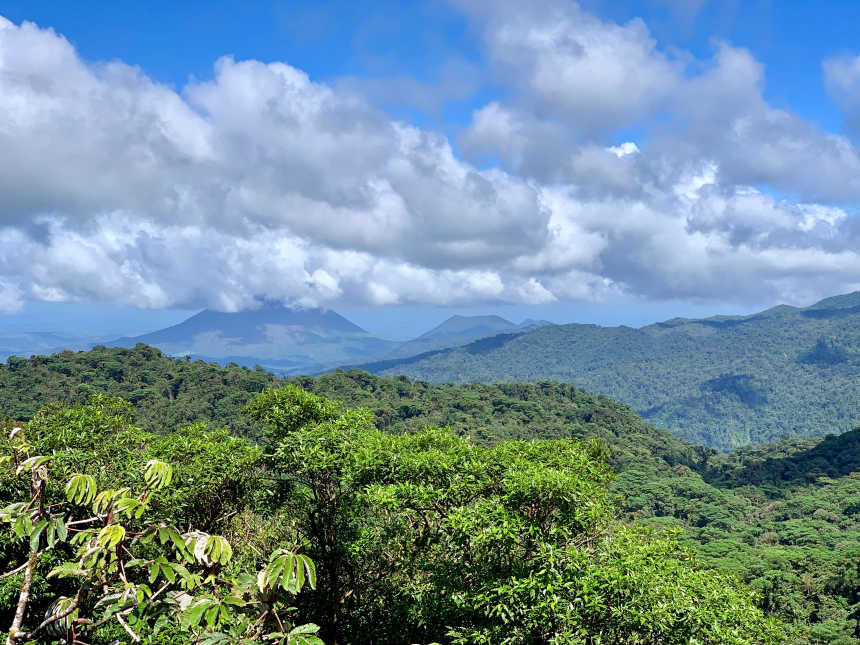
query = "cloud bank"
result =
(0, 6, 858, 313)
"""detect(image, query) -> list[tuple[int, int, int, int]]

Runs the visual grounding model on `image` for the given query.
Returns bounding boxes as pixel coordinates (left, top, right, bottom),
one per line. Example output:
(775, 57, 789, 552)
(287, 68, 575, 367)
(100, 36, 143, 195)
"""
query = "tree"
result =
(246, 385, 788, 644)
(1, 401, 320, 645)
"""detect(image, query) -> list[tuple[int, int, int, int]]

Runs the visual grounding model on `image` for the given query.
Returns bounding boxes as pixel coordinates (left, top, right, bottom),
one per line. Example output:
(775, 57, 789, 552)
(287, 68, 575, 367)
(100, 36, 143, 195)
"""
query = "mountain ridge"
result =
(356, 291, 860, 451)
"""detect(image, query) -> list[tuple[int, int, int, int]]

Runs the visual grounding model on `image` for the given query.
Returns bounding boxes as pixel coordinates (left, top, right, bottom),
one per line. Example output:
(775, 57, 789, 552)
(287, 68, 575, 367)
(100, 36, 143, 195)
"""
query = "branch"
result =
(115, 613, 141, 643)
(4, 551, 38, 645)
(66, 516, 103, 527)
(0, 560, 31, 581)
(14, 589, 83, 641)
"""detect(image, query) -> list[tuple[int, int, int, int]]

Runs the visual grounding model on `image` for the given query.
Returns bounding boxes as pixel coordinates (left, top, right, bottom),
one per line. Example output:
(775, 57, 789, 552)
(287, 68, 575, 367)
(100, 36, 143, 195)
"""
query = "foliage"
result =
(6, 347, 858, 642)
(359, 293, 860, 451)
(244, 385, 785, 644)
(0, 412, 319, 645)
(0, 344, 278, 436)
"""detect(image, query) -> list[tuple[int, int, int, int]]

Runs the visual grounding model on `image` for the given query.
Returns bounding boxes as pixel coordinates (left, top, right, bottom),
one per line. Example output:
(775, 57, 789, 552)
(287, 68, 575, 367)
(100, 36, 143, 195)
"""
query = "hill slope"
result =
(368, 315, 552, 361)
(1, 347, 858, 639)
(358, 292, 860, 451)
(108, 304, 398, 372)
(0, 345, 707, 475)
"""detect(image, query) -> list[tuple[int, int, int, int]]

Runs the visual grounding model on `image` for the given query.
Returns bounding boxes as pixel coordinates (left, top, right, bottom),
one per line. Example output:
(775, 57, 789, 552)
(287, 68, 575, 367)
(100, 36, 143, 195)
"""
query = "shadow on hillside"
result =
(703, 428, 860, 490)
(348, 332, 525, 374)
(801, 303, 860, 319)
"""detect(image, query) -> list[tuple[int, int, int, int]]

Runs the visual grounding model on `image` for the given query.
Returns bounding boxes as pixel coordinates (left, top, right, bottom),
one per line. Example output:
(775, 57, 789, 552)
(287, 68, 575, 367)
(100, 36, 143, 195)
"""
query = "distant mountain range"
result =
(105, 305, 398, 372)
(370, 315, 552, 361)
(358, 292, 860, 451)
(95, 306, 553, 374)
(0, 332, 109, 364)
(0, 305, 552, 374)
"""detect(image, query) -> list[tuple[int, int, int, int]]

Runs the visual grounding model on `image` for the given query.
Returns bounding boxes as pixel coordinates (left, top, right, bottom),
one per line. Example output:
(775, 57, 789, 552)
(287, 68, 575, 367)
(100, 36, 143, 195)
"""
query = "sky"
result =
(1, 0, 860, 338)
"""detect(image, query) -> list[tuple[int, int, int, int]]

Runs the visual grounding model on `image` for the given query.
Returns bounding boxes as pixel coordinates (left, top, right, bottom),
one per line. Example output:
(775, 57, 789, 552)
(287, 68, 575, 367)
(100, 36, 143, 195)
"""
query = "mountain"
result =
(375, 315, 552, 361)
(107, 304, 398, 373)
(421, 314, 518, 339)
(358, 291, 860, 451)
(0, 331, 107, 363)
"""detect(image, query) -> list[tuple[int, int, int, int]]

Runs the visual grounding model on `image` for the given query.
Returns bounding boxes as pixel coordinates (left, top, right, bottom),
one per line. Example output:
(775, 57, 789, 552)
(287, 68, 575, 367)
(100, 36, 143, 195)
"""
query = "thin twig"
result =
(115, 613, 141, 643)
(0, 560, 31, 581)
(15, 590, 83, 641)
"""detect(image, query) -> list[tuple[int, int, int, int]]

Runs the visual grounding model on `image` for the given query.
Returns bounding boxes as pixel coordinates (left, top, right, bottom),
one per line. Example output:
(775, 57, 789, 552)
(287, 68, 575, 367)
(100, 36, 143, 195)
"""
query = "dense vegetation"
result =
(287, 372, 860, 644)
(1, 386, 784, 643)
(0, 345, 279, 436)
(359, 291, 860, 451)
(2, 346, 859, 641)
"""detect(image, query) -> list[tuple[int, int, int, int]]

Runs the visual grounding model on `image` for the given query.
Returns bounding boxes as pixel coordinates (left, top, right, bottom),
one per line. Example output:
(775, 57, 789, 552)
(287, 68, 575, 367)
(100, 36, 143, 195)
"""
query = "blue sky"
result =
(5, 0, 856, 130)
(1, 0, 860, 338)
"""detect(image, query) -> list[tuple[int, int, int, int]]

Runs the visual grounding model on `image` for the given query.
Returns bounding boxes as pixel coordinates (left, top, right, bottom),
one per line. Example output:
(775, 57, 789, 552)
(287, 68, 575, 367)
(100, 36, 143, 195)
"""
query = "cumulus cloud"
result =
(0, 10, 859, 314)
(0, 17, 550, 311)
(824, 53, 860, 135)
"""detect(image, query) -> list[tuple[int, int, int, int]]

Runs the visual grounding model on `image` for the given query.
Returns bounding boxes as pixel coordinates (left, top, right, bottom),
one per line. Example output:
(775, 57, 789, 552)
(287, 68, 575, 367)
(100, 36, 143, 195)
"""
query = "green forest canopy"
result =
(1, 345, 859, 642)
(359, 292, 860, 451)
(2, 387, 785, 643)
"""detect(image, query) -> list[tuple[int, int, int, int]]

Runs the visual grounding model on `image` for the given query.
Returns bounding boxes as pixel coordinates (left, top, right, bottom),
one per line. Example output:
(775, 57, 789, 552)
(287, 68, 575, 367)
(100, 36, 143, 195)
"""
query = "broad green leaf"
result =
(47, 562, 87, 579)
(29, 519, 48, 552)
(161, 562, 176, 583)
(144, 459, 173, 490)
(65, 474, 97, 506)
(182, 598, 213, 628)
(55, 516, 68, 542)
(16, 455, 50, 475)
(97, 524, 125, 550)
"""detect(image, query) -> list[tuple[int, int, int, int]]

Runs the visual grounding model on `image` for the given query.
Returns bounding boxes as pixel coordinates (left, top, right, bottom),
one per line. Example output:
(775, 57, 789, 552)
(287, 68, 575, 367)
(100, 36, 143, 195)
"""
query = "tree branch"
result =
(4, 551, 38, 645)
(14, 589, 83, 641)
(0, 560, 31, 581)
(115, 612, 141, 643)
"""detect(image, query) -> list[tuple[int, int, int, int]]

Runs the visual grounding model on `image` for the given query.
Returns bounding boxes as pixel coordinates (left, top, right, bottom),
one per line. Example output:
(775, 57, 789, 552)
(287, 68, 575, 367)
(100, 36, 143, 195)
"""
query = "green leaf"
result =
(29, 519, 48, 552)
(294, 554, 305, 591)
(97, 524, 125, 550)
(16, 455, 50, 476)
(144, 459, 173, 490)
(47, 562, 88, 579)
(182, 598, 213, 628)
(65, 474, 97, 506)
(204, 604, 219, 628)
(300, 554, 317, 590)
(55, 516, 68, 542)
(202, 535, 232, 566)
(161, 563, 176, 583)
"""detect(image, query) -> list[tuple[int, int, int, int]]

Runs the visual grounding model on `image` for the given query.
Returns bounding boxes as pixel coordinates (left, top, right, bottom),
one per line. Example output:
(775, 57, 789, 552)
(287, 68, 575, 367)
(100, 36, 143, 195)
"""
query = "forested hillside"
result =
(360, 291, 860, 451)
(2, 347, 859, 641)
(0, 363, 787, 643)
(0, 344, 279, 436)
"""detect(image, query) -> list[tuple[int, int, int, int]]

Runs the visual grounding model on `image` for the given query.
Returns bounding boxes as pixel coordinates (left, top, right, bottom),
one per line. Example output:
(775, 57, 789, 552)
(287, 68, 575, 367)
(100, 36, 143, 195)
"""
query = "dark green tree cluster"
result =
(1, 385, 784, 643)
(0, 345, 279, 436)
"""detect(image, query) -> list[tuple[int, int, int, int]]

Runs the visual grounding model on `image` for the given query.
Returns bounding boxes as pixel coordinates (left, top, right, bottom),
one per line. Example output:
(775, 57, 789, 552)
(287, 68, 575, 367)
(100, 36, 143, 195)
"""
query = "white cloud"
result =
(824, 53, 860, 134)
(607, 142, 640, 158)
(0, 12, 859, 314)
